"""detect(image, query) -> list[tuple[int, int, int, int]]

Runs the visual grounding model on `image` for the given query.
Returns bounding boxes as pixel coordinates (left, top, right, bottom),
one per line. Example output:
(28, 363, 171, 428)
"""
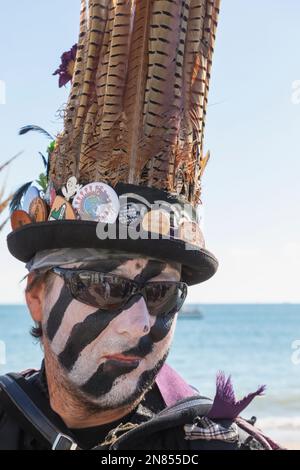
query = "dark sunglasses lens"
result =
(145, 283, 187, 316)
(62, 270, 187, 314)
(70, 272, 132, 309)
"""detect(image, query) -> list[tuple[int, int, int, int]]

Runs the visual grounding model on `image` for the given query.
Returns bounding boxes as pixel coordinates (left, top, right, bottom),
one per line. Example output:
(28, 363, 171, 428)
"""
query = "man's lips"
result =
(104, 354, 141, 364)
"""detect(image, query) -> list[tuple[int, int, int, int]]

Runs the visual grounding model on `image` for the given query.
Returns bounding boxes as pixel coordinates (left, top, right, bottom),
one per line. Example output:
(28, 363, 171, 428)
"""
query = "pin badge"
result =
(118, 203, 144, 226)
(50, 187, 57, 206)
(142, 209, 170, 236)
(62, 176, 82, 202)
(49, 196, 76, 221)
(22, 186, 40, 212)
(72, 182, 120, 223)
(178, 221, 205, 248)
(29, 197, 49, 222)
(11, 210, 33, 231)
(44, 182, 57, 207)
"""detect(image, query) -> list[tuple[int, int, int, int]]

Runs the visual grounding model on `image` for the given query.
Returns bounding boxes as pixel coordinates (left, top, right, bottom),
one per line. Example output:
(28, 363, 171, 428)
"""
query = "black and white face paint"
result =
(42, 258, 181, 411)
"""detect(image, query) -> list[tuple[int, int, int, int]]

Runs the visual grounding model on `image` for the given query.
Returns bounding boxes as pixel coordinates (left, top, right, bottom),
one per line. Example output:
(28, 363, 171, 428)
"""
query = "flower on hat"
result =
(53, 44, 77, 88)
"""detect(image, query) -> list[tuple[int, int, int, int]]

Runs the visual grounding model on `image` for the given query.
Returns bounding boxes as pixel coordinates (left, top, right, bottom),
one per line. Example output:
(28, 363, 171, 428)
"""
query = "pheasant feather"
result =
(50, 0, 221, 204)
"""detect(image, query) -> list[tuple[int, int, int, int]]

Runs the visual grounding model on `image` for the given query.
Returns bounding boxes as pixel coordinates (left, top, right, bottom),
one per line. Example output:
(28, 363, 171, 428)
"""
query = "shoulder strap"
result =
(0, 374, 80, 450)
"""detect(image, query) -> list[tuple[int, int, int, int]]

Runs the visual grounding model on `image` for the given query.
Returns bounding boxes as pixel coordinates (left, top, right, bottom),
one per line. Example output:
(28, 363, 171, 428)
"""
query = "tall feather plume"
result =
(139, 0, 189, 189)
(49, 0, 221, 205)
(80, 0, 137, 184)
(66, 0, 88, 130)
(192, 0, 220, 204)
(119, 0, 151, 184)
(178, 0, 207, 200)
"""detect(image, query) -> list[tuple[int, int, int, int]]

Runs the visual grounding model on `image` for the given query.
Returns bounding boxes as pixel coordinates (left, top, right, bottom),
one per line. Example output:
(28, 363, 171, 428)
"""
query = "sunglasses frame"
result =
(51, 267, 188, 314)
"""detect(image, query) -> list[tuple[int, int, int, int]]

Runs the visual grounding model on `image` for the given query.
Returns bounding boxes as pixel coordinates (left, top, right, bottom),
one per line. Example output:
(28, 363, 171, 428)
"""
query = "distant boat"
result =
(180, 304, 203, 318)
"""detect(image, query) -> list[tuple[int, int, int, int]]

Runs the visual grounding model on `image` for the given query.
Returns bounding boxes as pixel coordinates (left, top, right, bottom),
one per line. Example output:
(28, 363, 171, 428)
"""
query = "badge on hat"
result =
(11, 210, 33, 231)
(118, 202, 145, 226)
(44, 181, 57, 207)
(178, 220, 205, 248)
(29, 197, 49, 222)
(142, 209, 171, 236)
(62, 176, 82, 202)
(72, 182, 120, 223)
(22, 186, 40, 213)
(49, 196, 76, 221)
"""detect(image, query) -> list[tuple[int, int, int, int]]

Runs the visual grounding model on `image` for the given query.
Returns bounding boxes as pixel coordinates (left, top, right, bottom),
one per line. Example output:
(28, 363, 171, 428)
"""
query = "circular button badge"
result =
(178, 220, 205, 248)
(142, 209, 171, 236)
(11, 210, 33, 231)
(22, 186, 40, 213)
(72, 182, 120, 223)
(29, 197, 49, 222)
(118, 202, 144, 226)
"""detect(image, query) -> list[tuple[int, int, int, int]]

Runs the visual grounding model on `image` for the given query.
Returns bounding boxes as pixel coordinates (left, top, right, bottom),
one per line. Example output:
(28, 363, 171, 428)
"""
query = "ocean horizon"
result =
(1, 303, 299, 448)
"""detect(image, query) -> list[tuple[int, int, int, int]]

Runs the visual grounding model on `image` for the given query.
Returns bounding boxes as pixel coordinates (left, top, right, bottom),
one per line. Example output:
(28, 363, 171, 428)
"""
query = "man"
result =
(0, 253, 280, 450)
(0, 0, 282, 450)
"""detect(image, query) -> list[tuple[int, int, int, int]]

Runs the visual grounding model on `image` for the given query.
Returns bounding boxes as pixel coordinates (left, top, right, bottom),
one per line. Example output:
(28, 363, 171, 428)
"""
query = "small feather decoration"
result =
(207, 372, 266, 420)
(19, 125, 54, 140)
(9, 181, 33, 213)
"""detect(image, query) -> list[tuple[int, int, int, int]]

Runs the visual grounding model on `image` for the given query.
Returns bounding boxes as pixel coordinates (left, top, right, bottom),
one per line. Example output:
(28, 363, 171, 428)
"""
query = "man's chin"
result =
(65, 353, 169, 414)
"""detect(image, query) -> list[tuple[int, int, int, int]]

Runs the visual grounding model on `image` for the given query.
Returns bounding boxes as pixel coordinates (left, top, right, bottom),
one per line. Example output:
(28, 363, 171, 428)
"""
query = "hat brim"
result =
(7, 220, 218, 286)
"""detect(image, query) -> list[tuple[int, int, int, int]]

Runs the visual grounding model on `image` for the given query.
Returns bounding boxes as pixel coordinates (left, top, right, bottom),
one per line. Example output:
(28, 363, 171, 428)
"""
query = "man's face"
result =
(41, 257, 182, 411)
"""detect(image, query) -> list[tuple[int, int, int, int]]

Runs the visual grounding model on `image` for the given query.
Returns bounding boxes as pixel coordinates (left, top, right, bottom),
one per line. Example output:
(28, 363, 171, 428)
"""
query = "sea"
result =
(0, 304, 299, 448)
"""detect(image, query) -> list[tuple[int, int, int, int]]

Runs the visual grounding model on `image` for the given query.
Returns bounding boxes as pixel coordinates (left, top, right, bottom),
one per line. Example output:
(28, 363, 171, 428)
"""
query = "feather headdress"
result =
(7, 0, 221, 286)
(50, 0, 220, 205)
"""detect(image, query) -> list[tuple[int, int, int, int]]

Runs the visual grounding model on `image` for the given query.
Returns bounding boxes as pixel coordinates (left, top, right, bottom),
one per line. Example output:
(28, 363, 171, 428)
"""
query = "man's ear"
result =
(25, 273, 46, 323)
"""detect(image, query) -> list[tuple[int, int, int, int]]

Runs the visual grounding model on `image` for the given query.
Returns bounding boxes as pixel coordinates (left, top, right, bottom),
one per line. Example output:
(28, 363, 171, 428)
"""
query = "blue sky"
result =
(0, 0, 299, 304)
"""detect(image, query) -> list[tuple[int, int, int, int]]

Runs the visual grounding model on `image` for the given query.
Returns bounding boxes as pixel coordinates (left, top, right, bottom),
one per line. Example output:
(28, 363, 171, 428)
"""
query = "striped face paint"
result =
(42, 258, 182, 411)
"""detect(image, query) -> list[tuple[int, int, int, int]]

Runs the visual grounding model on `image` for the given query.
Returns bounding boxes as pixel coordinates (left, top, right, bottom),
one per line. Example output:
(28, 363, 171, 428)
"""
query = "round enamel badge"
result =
(72, 182, 120, 223)
(11, 210, 33, 231)
(29, 197, 49, 222)
(118, 203, 144, 226)
(142, 209, 171, 236)
(22, 186, 40, 213)
(178, 221, 205, 248)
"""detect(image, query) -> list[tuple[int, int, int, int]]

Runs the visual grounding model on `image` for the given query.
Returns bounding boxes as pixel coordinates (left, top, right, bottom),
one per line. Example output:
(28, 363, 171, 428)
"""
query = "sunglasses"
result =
(51, 267, 188, 316)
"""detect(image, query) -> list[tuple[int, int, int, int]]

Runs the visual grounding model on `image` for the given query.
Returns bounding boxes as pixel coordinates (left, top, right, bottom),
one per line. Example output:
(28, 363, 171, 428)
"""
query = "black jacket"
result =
(0, 368, 277, 451)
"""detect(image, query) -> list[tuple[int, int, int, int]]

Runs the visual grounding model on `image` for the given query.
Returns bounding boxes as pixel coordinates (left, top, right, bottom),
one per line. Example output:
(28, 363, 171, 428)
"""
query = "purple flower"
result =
(53, 44, 77, 88)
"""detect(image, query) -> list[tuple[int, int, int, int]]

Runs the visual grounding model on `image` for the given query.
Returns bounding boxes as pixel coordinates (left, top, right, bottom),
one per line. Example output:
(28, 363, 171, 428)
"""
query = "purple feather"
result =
(207, 371, 266, 420)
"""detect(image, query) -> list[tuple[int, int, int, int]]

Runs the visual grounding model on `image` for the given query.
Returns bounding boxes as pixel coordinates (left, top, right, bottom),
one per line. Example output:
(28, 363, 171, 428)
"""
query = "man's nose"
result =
(115, 295, 151, 339)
